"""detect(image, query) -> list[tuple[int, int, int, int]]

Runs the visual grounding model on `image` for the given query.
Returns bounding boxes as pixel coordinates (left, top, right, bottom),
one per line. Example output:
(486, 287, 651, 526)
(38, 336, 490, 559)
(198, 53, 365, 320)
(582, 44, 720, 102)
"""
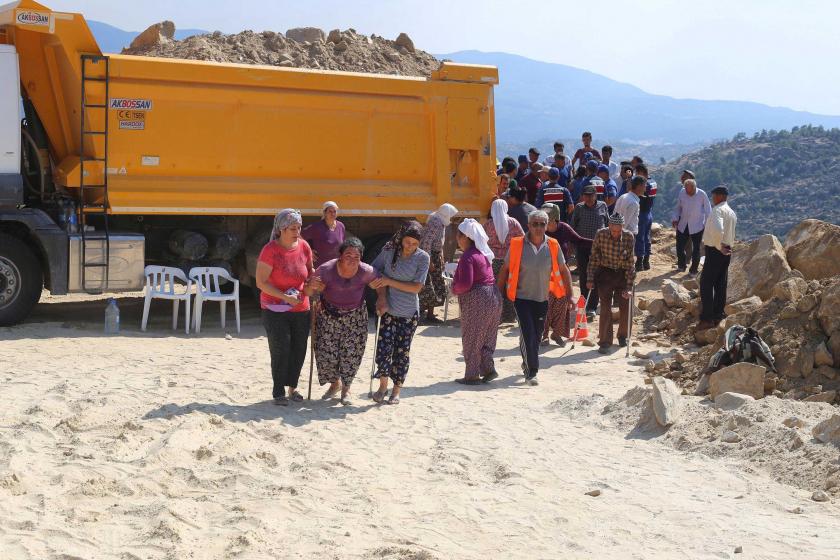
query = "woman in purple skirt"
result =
(451, 218, 502, 385)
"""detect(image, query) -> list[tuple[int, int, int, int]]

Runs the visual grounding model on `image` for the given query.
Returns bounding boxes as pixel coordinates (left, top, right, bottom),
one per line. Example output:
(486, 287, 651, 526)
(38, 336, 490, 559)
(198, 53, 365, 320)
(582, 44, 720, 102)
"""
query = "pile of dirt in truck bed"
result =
(122, 21, 441, 77)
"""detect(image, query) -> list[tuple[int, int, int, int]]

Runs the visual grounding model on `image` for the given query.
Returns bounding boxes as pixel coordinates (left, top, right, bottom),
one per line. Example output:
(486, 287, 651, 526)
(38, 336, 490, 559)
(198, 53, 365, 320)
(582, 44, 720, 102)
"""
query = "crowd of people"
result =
(255, 132, 738, 405)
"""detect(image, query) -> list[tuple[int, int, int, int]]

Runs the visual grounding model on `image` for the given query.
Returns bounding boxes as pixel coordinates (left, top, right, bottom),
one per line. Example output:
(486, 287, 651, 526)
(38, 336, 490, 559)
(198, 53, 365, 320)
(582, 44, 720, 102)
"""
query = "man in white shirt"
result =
(613, 176, 645, 269)
(698, 186, 737, 330)
(672, 178, 712, 274)
(544, 141, 571, 169)
(601, 145, 621, 183)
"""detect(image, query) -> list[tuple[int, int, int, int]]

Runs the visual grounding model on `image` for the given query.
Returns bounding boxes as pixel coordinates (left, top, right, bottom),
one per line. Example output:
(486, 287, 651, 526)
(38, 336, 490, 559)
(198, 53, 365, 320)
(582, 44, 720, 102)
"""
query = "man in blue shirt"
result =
(597, 164, 618, 211)
(634, 164, 657, 270)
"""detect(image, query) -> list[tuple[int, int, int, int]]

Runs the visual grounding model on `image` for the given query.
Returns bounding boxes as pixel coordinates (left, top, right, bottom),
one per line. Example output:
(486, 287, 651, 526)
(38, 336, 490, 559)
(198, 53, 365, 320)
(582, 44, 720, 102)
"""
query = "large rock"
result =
(812, 414, 840, 444)
(724, 296, 762, 317)
(803, 391, 837, 403)
(129, 21, 175, 50)
(815, 341, 834, 368)
(714, 392, 755, 410)
(829, 333, 840, 368)
(817, 282, 840, 335)
(709, 362, 765, 399)
(395, 33, 415, 52)
(651, 377, 681, 426)
(728, 235, 792, 302)
(285, 27, 326, 43)
(662, 280, 691, 308)
(695, 326, 722, 346)
(771, 277, 808, 303)
(647, 298, 668, 319)
(784, 220, 840, 281)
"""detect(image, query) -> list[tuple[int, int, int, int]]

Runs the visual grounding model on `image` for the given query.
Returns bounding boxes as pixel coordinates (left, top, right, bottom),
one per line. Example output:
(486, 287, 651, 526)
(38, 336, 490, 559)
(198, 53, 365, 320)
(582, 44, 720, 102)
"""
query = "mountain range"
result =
(88, 22, 840, 150)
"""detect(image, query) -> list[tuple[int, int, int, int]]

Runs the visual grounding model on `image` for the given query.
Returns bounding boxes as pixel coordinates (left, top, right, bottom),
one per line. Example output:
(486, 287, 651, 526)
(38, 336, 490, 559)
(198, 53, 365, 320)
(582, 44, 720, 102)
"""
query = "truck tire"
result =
(0, 232, 43, 326)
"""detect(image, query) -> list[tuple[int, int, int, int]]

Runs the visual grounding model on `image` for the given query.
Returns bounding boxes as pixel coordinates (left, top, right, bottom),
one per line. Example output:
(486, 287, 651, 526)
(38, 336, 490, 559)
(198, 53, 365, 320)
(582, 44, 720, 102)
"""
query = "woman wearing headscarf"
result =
(370, 221, 430, 404)
(496, 209, 573, 386)
(418, 203, 458, 323)
(451, 218, 502, 384)
(484, 198, 525, 323)
(256, 209, 320, 405)
(311, 237, 383, 406)
(302, 200, 346, 268)
(540, 203, 590, 346)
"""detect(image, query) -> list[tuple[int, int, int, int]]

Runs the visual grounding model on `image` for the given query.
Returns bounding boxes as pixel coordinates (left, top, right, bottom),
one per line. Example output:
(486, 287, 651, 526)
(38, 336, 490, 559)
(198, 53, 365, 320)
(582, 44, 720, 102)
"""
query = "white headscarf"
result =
(322, 200, 339, 215)
(490, 198, 509, 243)
(270, 208, 302, 241)
(428, 203, 458, 225)
(458, 218, 493, 264)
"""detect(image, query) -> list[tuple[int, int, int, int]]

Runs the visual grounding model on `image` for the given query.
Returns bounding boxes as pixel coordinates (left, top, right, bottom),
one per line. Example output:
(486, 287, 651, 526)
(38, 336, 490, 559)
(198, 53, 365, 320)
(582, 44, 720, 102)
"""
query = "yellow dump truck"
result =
(0, 0, 498, 325)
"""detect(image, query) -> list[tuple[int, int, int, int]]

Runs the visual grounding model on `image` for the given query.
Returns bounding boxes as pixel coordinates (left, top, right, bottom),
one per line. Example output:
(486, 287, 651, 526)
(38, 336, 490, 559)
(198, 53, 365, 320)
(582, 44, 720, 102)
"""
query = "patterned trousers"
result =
(315, 302, 369, 387)
(459, 284, 502, 377)
(374, 312, 420, 386)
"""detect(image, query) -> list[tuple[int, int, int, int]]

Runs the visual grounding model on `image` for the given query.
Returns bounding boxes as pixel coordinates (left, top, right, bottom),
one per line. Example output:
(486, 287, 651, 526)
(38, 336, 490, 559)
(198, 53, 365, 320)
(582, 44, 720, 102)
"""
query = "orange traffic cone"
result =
(573, 294, 590, 341)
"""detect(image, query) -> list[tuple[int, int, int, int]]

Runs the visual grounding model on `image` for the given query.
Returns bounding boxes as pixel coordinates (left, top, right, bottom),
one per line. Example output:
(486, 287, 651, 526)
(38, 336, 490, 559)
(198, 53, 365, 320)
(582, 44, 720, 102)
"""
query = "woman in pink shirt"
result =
(256, 209, 320, 406)
(452, 219, 502, 385)
(311, 237, 383, 406)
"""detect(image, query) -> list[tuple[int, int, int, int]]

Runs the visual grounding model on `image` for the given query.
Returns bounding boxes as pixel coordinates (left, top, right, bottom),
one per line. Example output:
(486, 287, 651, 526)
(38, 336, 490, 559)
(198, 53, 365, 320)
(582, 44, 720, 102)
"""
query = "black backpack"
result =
(707, 325, 777, 373)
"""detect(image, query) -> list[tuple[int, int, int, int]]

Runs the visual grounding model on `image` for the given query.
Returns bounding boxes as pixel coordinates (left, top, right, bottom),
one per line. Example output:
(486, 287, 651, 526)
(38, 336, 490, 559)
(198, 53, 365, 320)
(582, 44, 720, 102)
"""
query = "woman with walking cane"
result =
(586, 213, 637, 355)
(496, 210, 573, 386)
(310, 238, 385, 406)
(452, 218, 502, 385)
(369, 221, 430, 404)
(256, 209, 320, 406)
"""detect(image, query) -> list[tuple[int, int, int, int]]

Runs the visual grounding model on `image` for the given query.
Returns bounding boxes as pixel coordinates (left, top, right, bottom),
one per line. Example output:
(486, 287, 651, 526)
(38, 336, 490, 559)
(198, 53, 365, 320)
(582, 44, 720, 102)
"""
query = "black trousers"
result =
(262, 309, 311, 398)
(576, 246, 598, 313)
(514, 298, 549, 377)
(700, 246, 730, 323)
(676, 226, 704, 271)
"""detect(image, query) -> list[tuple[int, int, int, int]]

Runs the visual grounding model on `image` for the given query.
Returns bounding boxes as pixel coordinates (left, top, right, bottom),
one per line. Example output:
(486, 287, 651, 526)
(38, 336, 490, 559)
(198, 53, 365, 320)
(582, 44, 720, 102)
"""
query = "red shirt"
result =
(573, 147, 602, 166)
(258, 240, 313, 312)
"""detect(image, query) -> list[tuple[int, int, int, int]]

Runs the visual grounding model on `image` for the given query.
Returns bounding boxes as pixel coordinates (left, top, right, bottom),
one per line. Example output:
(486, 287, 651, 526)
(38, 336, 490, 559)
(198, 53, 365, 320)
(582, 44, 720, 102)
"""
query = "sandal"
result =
(273, 396, 289, 406)
(387, 395, 400, 405)
(340, 395, 353, 406)
(289, 391, 304, 402)
(455, 377, 482, 386)
(482, 370, 499, 383)
(322, 386, 341, 400)
(372, 390, 386, 403)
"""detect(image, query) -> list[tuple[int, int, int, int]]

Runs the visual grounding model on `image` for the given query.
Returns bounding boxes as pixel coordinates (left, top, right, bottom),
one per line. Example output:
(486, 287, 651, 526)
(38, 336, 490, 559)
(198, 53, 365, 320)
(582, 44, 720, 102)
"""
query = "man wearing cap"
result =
(571, 185, 609, 320)
(672, 175, 711, 274)
(587, 213, 636, 353)
(572, 132, 602, 171)
(536, 167, 574, 219)
(520, 162, 544, 205)
(596, 164, 618, 209)
(698, 186, 737, 330)
(633, 164, 657, 270)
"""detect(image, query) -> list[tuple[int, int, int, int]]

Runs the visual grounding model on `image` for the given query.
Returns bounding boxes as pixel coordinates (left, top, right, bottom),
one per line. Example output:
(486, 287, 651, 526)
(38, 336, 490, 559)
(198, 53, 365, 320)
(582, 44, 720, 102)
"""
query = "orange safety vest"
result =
(506, 236, 566, 301)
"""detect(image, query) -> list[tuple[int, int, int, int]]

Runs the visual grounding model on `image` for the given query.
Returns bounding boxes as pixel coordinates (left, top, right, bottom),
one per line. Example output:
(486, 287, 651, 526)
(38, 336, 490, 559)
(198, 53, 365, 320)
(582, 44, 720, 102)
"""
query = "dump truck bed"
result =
(1, 0, 498, 219)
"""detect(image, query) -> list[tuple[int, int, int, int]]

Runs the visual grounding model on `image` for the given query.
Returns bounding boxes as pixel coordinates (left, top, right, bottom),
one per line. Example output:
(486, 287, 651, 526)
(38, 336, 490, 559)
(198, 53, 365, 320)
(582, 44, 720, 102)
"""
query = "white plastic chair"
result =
(442, 261, 459, 322)
(189, 266, 240, 334)
(141, 266, 192, 334)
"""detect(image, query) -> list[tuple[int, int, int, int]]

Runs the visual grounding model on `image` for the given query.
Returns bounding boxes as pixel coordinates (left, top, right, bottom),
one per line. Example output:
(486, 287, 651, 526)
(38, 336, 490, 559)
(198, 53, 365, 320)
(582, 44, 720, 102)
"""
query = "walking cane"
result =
(306, 301, 317, 400)
(368, 313, 381, 399)
(625, 283, 635, 358)
(570, 289, 593, 351)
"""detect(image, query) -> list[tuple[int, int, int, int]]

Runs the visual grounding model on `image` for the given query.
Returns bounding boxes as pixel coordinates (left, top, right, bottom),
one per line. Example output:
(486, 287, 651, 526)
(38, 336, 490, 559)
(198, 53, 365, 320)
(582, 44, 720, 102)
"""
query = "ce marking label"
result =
(117, 110, 146, 121)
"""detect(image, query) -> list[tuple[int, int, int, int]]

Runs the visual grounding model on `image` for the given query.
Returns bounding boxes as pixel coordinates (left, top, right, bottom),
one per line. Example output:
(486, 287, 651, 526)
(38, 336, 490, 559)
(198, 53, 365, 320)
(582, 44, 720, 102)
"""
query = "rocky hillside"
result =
(122, 21, 439, 77)
(653, 126, 840, 239)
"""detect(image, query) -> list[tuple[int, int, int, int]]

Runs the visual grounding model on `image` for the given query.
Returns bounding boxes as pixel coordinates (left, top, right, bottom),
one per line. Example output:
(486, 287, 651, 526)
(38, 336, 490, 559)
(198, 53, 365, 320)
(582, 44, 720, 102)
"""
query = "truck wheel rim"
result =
(0, 257, 21, 310)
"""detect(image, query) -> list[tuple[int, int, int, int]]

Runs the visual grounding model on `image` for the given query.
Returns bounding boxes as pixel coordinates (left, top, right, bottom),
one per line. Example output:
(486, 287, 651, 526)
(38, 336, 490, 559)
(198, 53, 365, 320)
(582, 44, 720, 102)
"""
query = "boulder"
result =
(662, 280, 691, 308)
(647, 299, 668, 319)
(326, 29, 342, 43)
(803, 391, 837, 403)
(695, 326, 721, 346)
(814, 365, 838, 380)
(817, 282, 840, 335)
(714, 392, 755, 410)
(728, 235, 792, 302)
(709, 362, 765, 399)
(686, 298, 701, 318)
(637, 297, 649, 311)
(395, 32, 415, 52)
(285, 27, 326, 43)
(830, 333, 840, 368)
(129, 21, 175, 50)
(815, 341, 834, 367)
(796, 294, 819, 313)
(682, 278, 700, 291)
(770, 277, 808, 303)
(724, 296, 762, 317)
(812, 414, 840, 444)
(651, 377, 681, 426)
(783, 220, 840, 280)
(779, 304, 799, 320)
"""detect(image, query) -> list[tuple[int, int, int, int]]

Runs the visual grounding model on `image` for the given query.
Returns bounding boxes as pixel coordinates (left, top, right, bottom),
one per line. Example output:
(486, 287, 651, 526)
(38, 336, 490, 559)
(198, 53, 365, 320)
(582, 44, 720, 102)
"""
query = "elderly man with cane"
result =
(587, 213, 637, 355)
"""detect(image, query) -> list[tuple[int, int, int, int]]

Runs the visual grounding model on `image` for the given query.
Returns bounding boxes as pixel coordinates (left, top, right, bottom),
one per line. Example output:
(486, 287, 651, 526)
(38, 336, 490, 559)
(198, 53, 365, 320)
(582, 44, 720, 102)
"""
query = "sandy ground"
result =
(1, 277, 839, 559)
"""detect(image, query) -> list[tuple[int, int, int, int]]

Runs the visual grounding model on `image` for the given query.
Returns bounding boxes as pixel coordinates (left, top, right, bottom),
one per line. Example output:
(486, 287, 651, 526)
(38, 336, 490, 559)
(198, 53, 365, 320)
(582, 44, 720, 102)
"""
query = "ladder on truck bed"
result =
(78, 54, 111, 293)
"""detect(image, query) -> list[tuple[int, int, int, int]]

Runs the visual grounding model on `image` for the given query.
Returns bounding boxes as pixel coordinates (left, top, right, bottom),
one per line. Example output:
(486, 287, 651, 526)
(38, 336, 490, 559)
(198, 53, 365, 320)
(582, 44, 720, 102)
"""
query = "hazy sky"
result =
(44, 0, 840, 115)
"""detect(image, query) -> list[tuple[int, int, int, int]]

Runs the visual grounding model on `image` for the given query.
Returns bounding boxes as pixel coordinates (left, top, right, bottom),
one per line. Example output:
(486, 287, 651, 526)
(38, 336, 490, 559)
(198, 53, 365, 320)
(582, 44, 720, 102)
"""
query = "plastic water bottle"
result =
(104, 298, 120, 334)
